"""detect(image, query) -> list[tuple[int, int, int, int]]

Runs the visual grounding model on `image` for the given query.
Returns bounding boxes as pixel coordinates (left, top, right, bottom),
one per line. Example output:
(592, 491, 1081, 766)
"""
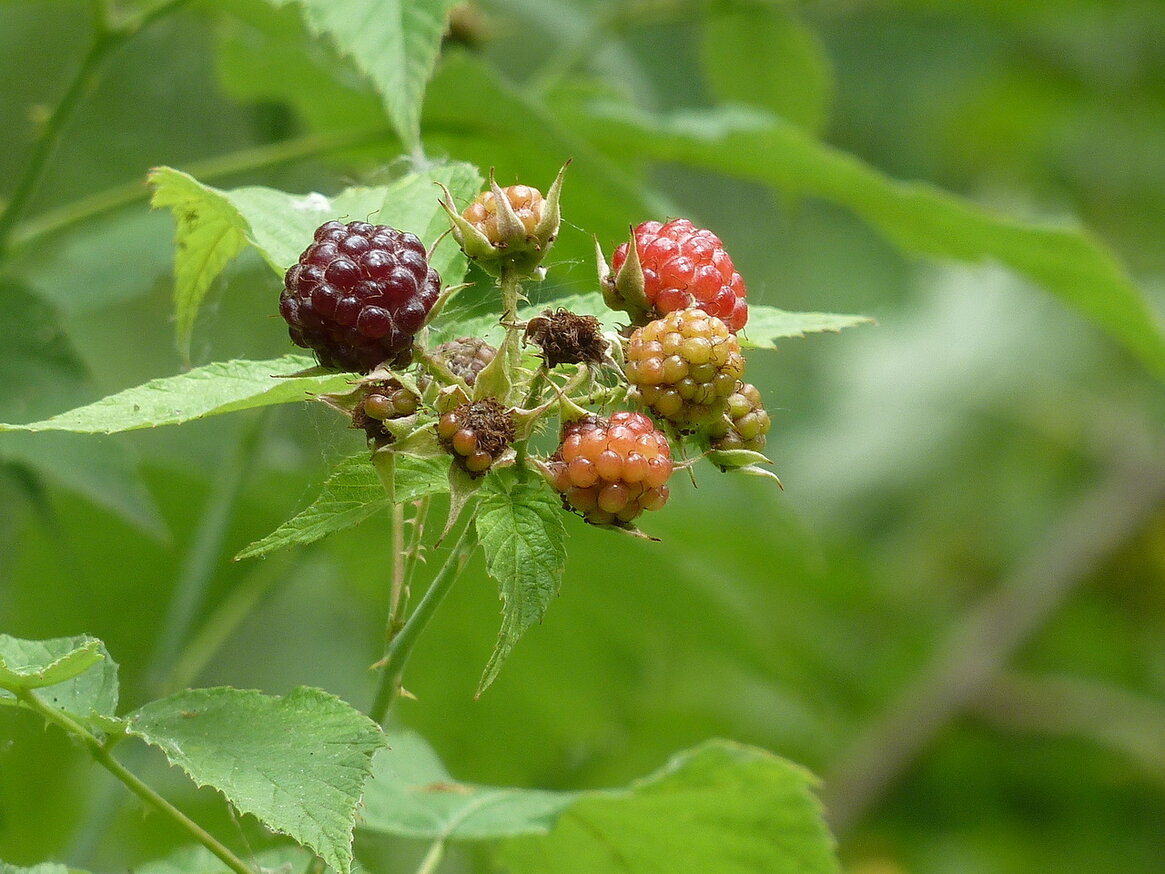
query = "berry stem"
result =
(370, 520, 479, 724)
(498, 268, 526, 406)
(13, 689, 255, 874)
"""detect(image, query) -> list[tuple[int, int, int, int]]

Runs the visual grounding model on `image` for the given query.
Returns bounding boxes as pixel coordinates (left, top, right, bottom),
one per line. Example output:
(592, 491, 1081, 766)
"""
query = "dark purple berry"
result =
(280, 221, 442, 372)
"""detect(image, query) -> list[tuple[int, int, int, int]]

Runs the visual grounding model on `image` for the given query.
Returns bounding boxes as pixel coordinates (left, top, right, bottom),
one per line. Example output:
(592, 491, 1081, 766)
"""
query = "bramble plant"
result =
(6, 2, 1163, 874)
(0, 151, 866, 872)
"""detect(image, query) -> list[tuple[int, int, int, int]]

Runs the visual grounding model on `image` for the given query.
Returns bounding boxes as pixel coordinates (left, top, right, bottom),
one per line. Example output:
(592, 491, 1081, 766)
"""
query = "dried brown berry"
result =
(524, 308, 608, 368)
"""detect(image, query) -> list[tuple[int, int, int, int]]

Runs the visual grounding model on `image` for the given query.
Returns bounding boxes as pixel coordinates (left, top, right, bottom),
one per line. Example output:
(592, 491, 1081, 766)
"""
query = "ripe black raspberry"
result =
(547, 411, 672, 526)
(433, 337, 497, 387)
(524, 308, 608, 368)
(436, 398, 516, 477)
(279, 220, 441, 372)
(608, 218, 748, 331)
(624, 308, 745, 427)
(706, 382, 771, 453)
(353, 378, 420, 444)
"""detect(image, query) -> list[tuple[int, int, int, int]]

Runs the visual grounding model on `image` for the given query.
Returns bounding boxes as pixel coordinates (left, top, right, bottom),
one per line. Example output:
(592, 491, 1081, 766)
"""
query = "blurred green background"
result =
(2, 0, 1164, 872)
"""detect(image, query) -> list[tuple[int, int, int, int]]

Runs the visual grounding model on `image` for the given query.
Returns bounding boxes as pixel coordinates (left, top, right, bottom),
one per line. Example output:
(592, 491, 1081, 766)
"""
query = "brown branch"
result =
(821, 459, 1165, 835)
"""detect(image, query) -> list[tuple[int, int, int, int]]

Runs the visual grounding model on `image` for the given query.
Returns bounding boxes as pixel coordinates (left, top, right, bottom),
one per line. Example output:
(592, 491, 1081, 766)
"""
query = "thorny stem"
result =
(0, 0, 193, 260)
(498, 269, 525, 406)
(370, 521, 479, 725)
(387, 501, 408, 645)
(15, 689, 254, 874)
(11, 127, 392, 253)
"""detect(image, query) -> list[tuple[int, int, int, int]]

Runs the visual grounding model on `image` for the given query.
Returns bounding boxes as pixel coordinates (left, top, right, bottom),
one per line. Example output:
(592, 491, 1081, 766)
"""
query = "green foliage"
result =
(2, 0, 1162, 872)
(0, 635, 118, 724)
(0, 356, 350, 433)
(125, 686, 385, 874)
(235, 453, 448, 559)
(474, 472, 568, 696)
(497, 741, 840, 874)
(264, 0, 459, 152)
(359, 728, 581, 839)
(570, 102, 1165, 379)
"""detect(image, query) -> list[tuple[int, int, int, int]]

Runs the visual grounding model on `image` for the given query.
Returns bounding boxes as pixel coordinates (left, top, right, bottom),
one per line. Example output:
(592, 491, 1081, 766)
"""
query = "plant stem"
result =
(0, 0, 193, 260)
(16, 689, 254, 874)
(148, 410, 269, 696)
(370, 520, 479, 724)
(10, 126, 392, 252)
(414, 839, 445, 874)
(386, 501, 408, 644)
(498, 269, 525, 407)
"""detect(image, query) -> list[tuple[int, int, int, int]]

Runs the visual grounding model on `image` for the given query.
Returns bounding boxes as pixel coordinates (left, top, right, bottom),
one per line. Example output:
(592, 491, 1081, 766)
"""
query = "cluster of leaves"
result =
(0, 633, 837, 874)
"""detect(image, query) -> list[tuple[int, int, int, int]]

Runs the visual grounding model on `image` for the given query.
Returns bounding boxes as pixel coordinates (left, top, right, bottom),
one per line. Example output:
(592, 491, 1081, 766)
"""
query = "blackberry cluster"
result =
(462, 184, 544, 246)
(353, 379, 420, 444)
(611, 218, 748, 332)
(707, 382, 771, 453)
(436, 398, 516, 477)
(279, 220, 441, 372)
(434, 336, 497, 387)
(624, 308, 745, 427)
(548, 411, 672, 526)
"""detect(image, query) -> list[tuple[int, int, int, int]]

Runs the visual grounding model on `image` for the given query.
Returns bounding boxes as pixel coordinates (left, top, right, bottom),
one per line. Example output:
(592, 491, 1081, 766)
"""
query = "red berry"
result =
(611, 219, 748, 331)
(547, 411, 672, 526)
(280, 221, 440, 372)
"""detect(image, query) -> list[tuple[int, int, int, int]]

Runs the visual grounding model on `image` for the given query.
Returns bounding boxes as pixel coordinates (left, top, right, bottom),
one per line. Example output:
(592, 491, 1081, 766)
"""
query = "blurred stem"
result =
(822, 459, 1165, 836)
(11, 126, 392, 252)
(147, 411, 269, 697)
(0, 0, 192, 261)
(165, 550, 293, 693)
(414, 839, 445, 874)
(370, 520, 479, 725)
(15, 689, 254, 874)
(970, 671, 1165, 786)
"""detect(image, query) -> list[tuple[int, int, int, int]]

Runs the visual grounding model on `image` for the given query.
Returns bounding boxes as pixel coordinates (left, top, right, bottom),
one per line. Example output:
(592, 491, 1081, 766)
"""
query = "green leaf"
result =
(149, 167, 250, 360)
(701, 2, 833, 133)
(0, 355, 352, 434)
(0, 281, 164, 534)
(235, 452, 449, 560)
(0, 864, 75, 874)
(376, 162, 483, 284)
(497, 740, 840, 874)
(474, 472, 568, 696)
(0, 634, 118, 725)
(134, 843, 312, 874)
(268, 0, 459, 151)
(151, 165, 479, 355)
(572, 103, 1165, 380)
(125, 686, 386, 874)
(741, 304, 875, 348)
(359, 728, 581, 840)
